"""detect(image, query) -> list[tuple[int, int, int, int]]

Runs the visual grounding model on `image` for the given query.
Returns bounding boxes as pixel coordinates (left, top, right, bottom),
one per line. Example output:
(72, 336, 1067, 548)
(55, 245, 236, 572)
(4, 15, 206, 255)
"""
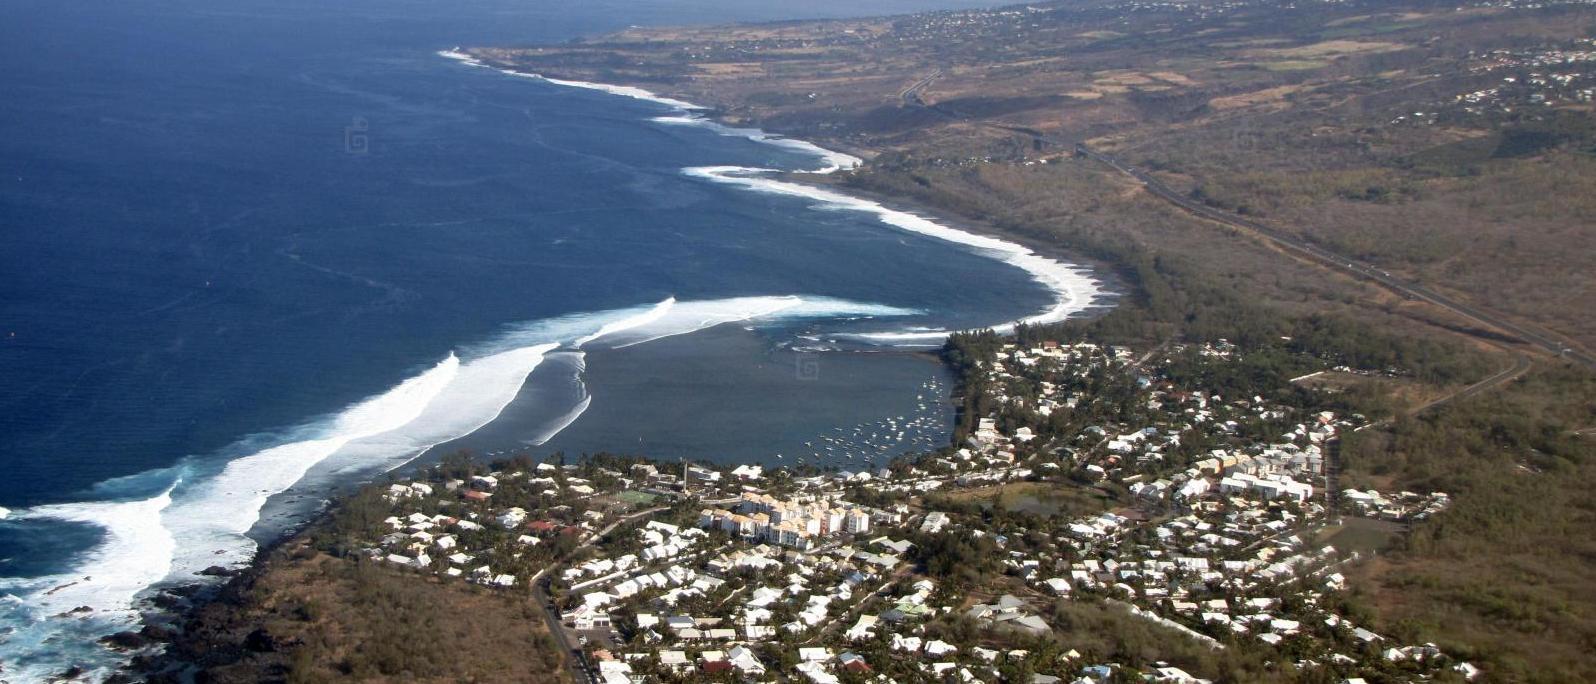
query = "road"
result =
(1323, 437, 1341, 522)
(583, 506, 670, 549)
(1405, 352, 1532, 416)
(531, 571, 591, 684)
(898, 94, 1594, 370)
(529, 505, 670, 684)
(1072, 144, 1595, 370)
(898, 69, 940, 104)
(1313, 348, 1528, 521)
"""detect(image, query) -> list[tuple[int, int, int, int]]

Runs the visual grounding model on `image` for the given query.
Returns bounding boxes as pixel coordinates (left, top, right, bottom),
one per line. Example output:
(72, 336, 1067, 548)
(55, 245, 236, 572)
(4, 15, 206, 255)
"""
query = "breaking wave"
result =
(436, 48, 1102, 341)
(684, 166, 1104, 341)
(0, 49, 1110, 677)
(0, 486, 177, 681)
(650, 114, 862, 174)
(439, 49, 706, 113)
(437, 49, 860, 175)
(0, 295, 916, 677)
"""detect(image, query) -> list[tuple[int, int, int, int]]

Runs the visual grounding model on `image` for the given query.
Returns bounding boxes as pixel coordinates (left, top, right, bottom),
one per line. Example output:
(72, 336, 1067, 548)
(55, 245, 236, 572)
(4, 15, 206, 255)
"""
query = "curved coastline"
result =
(438, 47, 1108, 343)
(0, 48, 1116, 682)
(0, 294, 920, 681)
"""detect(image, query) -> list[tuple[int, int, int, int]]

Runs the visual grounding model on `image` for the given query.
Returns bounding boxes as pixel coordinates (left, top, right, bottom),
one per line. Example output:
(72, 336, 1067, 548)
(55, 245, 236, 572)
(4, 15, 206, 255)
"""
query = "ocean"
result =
(0, 0, 1106, 677)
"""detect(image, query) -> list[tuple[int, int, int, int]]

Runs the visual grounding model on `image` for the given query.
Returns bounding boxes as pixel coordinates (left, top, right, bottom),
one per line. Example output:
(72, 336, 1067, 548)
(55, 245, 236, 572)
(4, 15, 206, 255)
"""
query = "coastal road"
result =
(899, 94, 1594, 371)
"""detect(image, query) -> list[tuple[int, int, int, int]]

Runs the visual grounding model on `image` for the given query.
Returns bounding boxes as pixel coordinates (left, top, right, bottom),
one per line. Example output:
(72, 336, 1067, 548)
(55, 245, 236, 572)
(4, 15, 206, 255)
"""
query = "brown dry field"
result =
(470, 0, 1596, 362)
(167, 540, 568, 683)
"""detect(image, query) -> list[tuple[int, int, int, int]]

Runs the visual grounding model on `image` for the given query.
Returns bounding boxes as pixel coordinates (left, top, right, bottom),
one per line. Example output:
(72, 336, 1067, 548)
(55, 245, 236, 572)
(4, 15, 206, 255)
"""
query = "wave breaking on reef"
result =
(683, 166, 1105, 344)
(0, 294, 917, 680)
(436, 48, 1102, 344)
(0, 49, 1112, 680)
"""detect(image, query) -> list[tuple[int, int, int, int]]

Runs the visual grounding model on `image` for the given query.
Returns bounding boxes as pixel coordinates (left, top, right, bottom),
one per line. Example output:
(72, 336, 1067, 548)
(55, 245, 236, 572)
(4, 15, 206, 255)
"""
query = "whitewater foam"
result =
(683, 166, 1104, 340)
(439, 50, 708, 114)
(527, 394, 593, 447)
(439, 49, 858, 175)
(0, 487, 178, 682)
(515, 350, 593, 447)
(11, 486, 177, 617)
(0, 47, 1105, 675)
(4, 288, 911, 678)
(651, 115, 861, 174)
(575, 297, 676, 347)
(159, 353, 465, 577)
(436, 50, 1101, 338)
(599, 296, 922, 349)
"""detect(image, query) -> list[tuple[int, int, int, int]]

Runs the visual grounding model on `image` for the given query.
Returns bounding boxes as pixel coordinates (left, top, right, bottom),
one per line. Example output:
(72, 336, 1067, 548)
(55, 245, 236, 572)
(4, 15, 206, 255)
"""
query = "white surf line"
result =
(437, 49, 861, 175)
(684, 166, 1104, 340)
(597, 296, 924, 350)
(574, 297, 676, 348)
(358, 341, 568, 476)
(437, 49, 1101, 338)
(8, 483, 179, 617)
(439, 49, 706, 112)
(158, 353, 465, 578)
(0, 483, 184, 683)
(605, 296, 806, 349)
(525, 393, 593, 447)
(649, 114, 862, 174)
(0, 290, 923, 681)
(297, 295, 915, 479)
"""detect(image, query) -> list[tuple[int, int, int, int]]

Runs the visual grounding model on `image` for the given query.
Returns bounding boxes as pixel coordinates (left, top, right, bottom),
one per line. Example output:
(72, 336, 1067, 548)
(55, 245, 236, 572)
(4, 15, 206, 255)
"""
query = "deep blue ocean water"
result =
(0, 0, 1105, 676)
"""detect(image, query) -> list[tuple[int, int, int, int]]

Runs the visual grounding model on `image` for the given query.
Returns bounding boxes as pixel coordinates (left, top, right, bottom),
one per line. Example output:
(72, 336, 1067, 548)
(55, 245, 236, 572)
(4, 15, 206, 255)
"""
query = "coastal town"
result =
(350, 332, 1479, 684)
(13, 0, 1596, 676)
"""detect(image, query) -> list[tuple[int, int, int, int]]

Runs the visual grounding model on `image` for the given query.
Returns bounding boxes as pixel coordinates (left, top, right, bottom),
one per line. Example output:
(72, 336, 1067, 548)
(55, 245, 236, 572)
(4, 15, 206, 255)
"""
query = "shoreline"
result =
(110, 47, 1124, 679)
(806, 174, 1129, 318)
(451, 48, 1125, 328)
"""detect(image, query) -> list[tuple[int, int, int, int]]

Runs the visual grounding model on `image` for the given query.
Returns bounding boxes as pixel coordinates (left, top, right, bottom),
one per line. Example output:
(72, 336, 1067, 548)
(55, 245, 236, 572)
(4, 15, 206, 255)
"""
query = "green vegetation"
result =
(1333, 367, 1596, 682)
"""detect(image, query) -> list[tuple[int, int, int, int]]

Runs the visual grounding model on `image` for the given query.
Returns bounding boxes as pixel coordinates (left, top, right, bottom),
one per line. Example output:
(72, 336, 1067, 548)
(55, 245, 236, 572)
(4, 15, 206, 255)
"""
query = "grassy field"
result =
(1316, 517, 1404, 555)
(614, 490, 659, 506)
(940, 480, 1115, 520)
